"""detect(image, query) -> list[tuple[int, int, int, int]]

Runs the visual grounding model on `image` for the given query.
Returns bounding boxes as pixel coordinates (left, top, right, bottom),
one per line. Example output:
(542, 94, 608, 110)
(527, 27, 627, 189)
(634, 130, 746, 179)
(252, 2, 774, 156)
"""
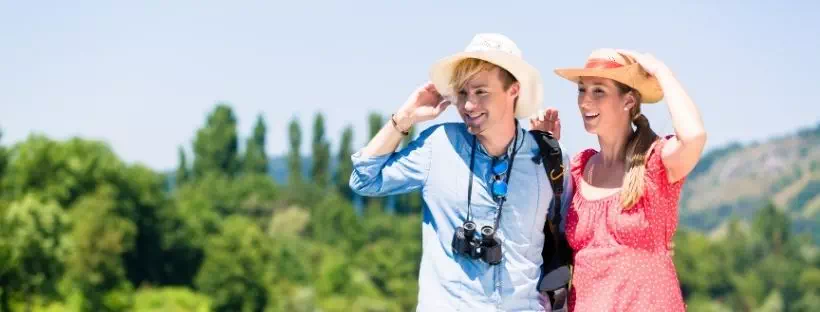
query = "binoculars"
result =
(452, 221, 502, 265)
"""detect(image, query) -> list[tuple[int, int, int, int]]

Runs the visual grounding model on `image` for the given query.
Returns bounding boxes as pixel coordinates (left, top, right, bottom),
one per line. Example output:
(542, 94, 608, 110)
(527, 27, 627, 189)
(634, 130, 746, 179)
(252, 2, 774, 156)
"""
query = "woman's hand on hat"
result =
(616, 49, 670, 76)
(397, 82, 451, 125)
(529, 107, 561, 140)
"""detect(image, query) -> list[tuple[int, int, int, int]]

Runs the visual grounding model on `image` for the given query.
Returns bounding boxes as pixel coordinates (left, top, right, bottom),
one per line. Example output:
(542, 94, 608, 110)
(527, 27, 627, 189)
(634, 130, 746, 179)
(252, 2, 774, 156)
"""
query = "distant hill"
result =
(679, 122, 819, 241)
(268, 156, 305, 184)
(268, 156, 337, 184)
(168, 123, 818, 242)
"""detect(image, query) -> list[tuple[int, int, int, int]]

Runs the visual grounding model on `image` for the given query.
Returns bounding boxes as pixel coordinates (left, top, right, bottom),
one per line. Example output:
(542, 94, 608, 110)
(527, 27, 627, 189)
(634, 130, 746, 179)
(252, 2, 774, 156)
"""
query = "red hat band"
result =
(584, 58, 624, 69)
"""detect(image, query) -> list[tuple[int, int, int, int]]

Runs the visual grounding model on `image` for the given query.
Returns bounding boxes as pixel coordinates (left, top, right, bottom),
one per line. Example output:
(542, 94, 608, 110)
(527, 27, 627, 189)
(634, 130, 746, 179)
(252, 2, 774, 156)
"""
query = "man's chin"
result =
(466, 124, 487, 135)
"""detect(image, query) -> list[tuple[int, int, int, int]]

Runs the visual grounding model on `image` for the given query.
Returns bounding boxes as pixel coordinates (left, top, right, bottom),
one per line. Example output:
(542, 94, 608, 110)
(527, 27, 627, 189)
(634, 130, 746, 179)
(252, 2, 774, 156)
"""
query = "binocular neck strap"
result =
(466, 136, 477, 221)
(465, 128, 521, 227)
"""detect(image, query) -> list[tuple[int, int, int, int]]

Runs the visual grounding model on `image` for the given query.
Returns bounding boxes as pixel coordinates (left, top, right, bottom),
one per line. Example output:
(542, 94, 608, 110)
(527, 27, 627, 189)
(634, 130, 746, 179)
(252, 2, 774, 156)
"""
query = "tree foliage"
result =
(193, 104, 240, 178)
(311, 112, 331, 188)
(243, 114, 269, 175)
(288, 117, 303, 185)
(335, 125, 355, 201)
(0, 104, 816, 312)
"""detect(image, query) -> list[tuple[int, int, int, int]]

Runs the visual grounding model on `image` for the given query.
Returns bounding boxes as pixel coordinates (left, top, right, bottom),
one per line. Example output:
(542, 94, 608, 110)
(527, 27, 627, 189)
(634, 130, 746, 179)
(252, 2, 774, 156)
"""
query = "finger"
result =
(615, 49, 638, 56)
(426, 82, 443, 95)
(434, 99, 451, 113)
(547, 108, 558, 122)
(431, 83, 442, 94)
(616, 49, 642, 63)
(554, 118, 561, 140)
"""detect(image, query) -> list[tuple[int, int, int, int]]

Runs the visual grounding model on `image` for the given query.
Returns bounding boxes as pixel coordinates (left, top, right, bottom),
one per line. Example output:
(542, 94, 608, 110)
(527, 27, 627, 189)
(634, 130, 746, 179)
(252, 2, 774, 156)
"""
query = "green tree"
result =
(194, 216, 274, 312)
(794, 268, 820, 311)
(243, 114, 269, 175)
(0, 136, 172, 310)
(335, 125, 355, 201)
(311, 113, 331, 188)
(288, 118, 303, 185)
(309, 192, 365, 252)
(673, 229, 723, 298)
(0, 195, 69, 311)
(267, 231, 311, 310)
(0, 129, 8, 185)
(66, 186, 138, 312)
(133, 287, 212, 312)
(120, 165, 175, 287)
(365, 112, 384, 216)
(2, 136, 123, 208)
(752, 201, 792, 257)
(164, 171, 279, 288)
(193, 104, 240, 179)
(353, 213, 422, 311)
(175, 146, 190, 186)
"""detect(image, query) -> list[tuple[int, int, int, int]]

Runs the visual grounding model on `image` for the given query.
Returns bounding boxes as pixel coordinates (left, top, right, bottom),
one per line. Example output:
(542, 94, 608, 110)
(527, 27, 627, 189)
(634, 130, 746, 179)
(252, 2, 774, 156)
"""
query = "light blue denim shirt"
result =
(349, 121, 572, 312)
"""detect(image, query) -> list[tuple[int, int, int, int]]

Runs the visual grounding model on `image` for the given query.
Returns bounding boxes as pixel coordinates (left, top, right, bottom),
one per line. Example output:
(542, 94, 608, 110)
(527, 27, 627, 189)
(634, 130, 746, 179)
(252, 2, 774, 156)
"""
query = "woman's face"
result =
(576, 76, 636, 135)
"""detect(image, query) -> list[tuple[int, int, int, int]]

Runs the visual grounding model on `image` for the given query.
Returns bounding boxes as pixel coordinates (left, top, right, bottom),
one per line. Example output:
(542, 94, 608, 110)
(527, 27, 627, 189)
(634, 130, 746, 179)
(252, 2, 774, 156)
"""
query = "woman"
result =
(531, 48, 706, 311)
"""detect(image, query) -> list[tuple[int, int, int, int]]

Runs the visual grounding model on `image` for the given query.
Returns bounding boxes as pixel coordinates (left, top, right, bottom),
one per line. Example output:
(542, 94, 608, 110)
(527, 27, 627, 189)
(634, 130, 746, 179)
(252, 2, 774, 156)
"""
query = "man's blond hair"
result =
(449, 58, 518, 93)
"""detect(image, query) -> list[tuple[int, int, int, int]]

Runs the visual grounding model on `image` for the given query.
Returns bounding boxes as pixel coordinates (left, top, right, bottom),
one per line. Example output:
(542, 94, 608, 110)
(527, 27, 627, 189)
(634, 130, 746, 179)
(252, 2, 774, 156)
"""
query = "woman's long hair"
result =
(616, 81, 659, 210)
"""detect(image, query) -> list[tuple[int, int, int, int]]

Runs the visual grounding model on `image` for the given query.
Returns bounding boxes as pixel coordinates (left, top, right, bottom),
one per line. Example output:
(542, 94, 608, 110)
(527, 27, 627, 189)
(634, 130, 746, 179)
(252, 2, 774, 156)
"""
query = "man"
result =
(349, 33, 572, 311)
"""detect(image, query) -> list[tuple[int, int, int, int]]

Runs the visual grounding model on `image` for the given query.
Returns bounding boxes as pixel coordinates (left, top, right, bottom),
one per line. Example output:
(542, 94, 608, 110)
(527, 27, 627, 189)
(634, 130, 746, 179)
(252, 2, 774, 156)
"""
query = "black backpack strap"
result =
(529, 130, 572, 311)
(529, 130, 565, 241)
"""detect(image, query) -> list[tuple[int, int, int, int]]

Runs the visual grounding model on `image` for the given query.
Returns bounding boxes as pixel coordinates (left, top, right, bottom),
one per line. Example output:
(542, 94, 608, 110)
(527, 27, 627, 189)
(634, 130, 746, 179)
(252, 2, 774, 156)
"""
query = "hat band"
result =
(584, 58, 624, 69)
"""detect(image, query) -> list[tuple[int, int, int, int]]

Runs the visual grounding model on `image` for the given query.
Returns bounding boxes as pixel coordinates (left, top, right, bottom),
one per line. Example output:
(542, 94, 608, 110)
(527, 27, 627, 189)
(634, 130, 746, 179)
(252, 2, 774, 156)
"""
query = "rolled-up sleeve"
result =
(348, 125, 436, 197)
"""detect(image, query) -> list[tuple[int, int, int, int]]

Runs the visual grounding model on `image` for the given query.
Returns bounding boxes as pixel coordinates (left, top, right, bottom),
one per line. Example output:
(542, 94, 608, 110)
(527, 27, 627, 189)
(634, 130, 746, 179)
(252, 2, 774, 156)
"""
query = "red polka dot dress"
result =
(565, 136, 686, 311)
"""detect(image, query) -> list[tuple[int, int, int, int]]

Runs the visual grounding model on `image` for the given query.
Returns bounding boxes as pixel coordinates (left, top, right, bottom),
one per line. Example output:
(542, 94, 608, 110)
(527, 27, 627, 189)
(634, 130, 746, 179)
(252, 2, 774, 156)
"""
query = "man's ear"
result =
(508, 82, 521, 99)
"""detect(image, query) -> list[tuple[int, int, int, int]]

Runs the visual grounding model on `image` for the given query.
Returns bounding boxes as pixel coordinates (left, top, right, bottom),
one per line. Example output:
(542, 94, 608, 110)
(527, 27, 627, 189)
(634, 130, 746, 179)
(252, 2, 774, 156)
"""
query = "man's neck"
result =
(477, 119, 517, 157)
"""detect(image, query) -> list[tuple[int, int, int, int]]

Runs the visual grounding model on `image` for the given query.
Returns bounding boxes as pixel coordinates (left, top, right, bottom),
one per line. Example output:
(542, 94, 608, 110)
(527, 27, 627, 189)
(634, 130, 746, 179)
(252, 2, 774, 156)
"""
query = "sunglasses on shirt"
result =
(491, 158, 509, 198)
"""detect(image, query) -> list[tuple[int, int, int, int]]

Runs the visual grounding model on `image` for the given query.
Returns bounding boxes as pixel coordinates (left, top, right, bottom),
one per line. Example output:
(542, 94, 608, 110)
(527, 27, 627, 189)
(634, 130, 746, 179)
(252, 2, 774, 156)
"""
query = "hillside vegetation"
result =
(0, 105, 816, 311)
(680, 122, 819, 242)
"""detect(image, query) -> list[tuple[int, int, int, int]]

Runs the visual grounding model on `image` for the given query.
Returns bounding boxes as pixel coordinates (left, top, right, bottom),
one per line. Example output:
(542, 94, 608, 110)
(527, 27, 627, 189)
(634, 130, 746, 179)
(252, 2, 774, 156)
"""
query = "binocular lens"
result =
(464, 221, 476, 231)
(481, 225, 494, 237)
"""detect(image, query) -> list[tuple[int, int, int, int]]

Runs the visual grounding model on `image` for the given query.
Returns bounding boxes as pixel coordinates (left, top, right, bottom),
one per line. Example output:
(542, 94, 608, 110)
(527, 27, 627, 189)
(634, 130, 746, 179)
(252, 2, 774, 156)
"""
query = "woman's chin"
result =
(583, 123, 598, 135)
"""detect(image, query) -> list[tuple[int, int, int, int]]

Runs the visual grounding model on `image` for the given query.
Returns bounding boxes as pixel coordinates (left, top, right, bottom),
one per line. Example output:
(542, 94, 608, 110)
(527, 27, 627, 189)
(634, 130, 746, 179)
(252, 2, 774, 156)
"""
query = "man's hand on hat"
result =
(529, 108, 561, 140)
(396, 82, 452, 127)
(616, 49, 670, 76)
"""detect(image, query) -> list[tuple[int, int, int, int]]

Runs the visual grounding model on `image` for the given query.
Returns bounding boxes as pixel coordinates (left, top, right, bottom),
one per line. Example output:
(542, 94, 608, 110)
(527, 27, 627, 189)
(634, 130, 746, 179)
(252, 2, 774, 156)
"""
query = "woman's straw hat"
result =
(554, 48, 663, 103)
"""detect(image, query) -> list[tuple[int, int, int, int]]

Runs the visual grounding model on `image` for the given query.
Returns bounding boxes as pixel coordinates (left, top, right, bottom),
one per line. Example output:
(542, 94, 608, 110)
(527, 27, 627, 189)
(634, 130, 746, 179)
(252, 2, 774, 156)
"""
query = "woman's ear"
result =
(623, 91, 637, 111)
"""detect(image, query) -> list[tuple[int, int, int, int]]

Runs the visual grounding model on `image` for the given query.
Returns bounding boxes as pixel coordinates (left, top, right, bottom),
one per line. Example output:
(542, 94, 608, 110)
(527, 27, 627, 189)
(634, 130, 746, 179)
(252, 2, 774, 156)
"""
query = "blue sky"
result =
(1, 1, 817, 170)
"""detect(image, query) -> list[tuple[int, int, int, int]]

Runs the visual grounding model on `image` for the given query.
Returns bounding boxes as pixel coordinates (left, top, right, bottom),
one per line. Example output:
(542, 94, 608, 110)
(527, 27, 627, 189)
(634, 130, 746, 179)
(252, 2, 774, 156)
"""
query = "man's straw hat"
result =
(429, 33, 543, 118)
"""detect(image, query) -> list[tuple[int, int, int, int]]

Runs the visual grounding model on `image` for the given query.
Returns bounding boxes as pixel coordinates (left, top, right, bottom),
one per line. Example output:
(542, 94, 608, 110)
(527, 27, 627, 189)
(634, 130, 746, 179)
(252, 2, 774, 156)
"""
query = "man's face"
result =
(455, 67, 520, 135)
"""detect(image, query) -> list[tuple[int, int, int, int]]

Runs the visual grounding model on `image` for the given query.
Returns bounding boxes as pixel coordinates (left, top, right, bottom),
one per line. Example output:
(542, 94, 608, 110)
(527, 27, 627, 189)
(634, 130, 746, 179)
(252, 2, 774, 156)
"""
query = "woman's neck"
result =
(597, 125, 634, 167)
